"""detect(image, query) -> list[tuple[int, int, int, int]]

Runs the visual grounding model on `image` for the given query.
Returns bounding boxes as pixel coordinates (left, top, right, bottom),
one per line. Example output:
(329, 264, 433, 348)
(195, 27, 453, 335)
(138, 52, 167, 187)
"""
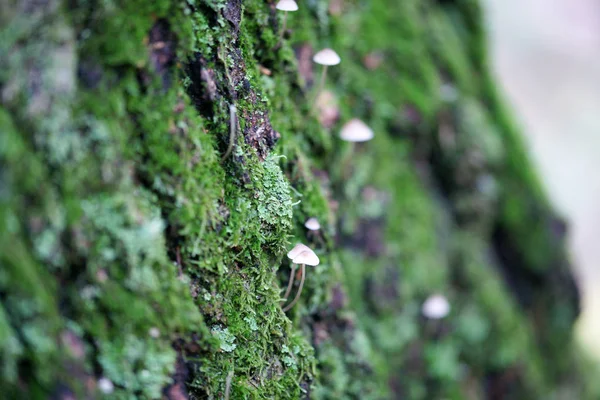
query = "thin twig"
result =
(217, 44, 234, 98)
(221, 104, 238, 163)
(217, 45, 239, 163)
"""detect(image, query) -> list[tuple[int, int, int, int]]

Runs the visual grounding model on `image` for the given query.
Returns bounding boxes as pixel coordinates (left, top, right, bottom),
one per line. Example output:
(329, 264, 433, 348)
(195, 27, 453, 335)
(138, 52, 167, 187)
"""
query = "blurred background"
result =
(484, 0, 600, 356)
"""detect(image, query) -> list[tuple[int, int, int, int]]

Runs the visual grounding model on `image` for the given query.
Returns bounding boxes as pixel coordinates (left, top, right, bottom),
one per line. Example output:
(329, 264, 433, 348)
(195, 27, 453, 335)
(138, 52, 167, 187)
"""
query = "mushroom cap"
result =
(148, 327, 160, 338)
(276, 0, 298, 11)
(98, 378, 115, 394)
(304, 217, 321, 231)
(339, 118, 374, 142)
(287, 243, 312, 260)
(293, 250, 320, 266)
(313, 48, 341, 66)
(421, 294, 450, 319)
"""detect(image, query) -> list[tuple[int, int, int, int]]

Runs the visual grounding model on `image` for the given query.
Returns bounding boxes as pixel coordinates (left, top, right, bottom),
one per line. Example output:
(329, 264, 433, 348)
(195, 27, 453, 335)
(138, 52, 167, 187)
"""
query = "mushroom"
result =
(282, 243, 311, 301)
(287, 242, 312, 260)
(98, 378, 114, 394)
(339, 118, 374, 142)
(312, 48, 341, 111)
(282, 244, 320, 312)
(313, 48, 341, 67)
(304, 217, 321, 231)
(421, 294, 450, 319)
(276, 0, 298, 41)
(148, 327, 160, 338)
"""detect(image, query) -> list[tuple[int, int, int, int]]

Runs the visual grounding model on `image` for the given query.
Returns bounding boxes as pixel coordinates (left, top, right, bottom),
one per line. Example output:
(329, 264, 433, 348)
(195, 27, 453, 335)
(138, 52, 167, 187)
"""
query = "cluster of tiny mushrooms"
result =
(275, 1, 375, 143)
(275, 0, 375, 312)
(275, 1, 446, 315)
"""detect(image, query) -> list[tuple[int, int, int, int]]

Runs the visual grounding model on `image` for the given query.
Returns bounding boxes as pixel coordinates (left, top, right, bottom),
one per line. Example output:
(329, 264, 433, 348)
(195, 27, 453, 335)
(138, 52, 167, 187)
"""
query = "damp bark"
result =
(0, 0, 595, 399)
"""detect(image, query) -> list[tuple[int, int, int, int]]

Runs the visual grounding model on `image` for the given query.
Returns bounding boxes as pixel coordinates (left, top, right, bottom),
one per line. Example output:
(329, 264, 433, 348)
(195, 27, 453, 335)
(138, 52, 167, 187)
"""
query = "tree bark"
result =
(0, 0, 592, 398)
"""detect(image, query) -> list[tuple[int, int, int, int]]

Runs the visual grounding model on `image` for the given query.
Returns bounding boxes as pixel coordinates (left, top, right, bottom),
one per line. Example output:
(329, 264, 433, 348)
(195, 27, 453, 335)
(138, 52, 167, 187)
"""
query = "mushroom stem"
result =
(311, 66, 329, 113)
(282, 264, 305, 312)
(318, 66, 328, 95)
(281, 264, 297, 301)
(279, 11, 288, 42)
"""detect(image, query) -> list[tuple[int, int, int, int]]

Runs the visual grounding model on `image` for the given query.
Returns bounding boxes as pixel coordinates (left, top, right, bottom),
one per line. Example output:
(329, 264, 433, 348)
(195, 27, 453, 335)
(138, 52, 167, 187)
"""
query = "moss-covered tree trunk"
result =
(1, 0, 595, 398)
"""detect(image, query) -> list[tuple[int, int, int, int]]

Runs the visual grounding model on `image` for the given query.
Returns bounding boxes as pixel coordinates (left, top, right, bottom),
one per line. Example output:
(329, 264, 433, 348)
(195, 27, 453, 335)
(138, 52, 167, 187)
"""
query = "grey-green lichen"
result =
(1, 0, 598, 399)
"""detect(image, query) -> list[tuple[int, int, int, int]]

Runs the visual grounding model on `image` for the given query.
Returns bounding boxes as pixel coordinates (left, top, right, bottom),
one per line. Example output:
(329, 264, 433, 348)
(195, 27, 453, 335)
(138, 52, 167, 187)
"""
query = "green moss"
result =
(0, 0, 593, 398)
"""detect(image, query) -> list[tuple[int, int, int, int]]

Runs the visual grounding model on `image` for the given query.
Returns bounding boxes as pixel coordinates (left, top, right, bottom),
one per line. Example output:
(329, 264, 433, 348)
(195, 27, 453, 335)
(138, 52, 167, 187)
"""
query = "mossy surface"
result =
(0, 0, 596, 399)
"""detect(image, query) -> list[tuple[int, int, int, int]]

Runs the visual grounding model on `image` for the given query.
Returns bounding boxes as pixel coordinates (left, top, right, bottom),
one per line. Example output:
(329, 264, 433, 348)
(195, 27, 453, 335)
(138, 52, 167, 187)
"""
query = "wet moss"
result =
(0, 0, 595, 399)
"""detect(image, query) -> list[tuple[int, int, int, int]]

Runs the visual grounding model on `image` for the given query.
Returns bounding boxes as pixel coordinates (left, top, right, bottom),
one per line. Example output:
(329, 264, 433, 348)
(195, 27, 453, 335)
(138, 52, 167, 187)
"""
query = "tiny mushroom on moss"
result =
(148, 327, 160, 338)
(282, 243, 320, 312)
(287, 242, 312, 260)
(312, 48, 341, 110)
(304, 217, 321, 231)
(276, 0, 299, 41)
(276, 0, 299, 12)
(421, 294, 451, 319)
(313, 48, 341, 66)
(282, 243, 311, 301)
(98, 377, 114, 394)
(339, 118, 374, 142)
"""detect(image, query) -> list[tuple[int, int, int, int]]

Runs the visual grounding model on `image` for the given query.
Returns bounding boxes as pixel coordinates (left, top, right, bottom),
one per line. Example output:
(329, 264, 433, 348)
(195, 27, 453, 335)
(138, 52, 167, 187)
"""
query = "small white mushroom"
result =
(282, 244, 320, 312)
(148, 327, 160, 338)
(292, 250, 320, 266)
(304, 217, 321, 231)
(276, 0, 299, 42)
(313, 48, 341, 66)
(421, 294, 450, 319)
(287, 243, 312, 260)
(339, 118, 374, 142)
(283, 243, 311, 302)
(276, 0, 298, 11)
(312, 49, 341, 112)
(98, 377, 114, 394)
